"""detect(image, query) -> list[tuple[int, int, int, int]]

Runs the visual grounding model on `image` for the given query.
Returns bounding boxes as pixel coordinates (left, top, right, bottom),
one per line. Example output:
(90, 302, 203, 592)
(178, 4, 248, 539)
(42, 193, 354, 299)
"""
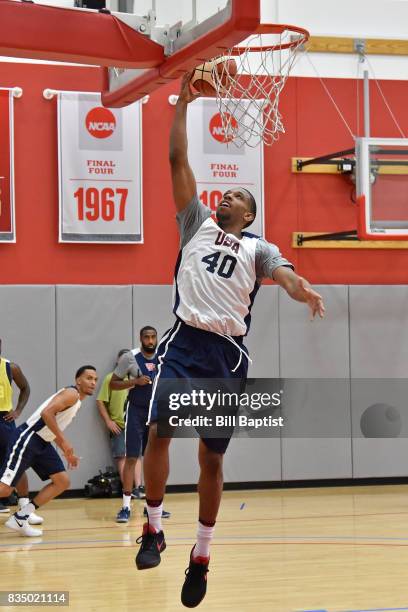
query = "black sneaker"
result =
(131, 488, 145, 500)
(0, 502, 10, 514)
(135, 522, 166, 570)
(181, 547, 210, 608)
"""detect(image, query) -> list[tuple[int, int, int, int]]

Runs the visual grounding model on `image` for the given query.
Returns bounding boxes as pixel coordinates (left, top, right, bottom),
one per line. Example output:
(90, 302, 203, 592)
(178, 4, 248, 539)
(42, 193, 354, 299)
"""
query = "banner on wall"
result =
(58, 92, 142, 243)
(0, 89, 16, 243)
(186, 99, 264, 236)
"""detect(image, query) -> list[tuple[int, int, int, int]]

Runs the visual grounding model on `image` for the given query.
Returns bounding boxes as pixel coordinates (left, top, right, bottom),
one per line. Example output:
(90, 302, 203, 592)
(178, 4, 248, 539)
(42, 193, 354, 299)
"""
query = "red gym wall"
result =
(1, 61, 408, 285)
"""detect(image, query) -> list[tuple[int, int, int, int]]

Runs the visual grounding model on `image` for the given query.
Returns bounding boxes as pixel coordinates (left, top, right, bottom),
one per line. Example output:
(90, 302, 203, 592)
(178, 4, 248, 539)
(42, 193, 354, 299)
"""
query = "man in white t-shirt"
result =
(0, 366, 97, 537)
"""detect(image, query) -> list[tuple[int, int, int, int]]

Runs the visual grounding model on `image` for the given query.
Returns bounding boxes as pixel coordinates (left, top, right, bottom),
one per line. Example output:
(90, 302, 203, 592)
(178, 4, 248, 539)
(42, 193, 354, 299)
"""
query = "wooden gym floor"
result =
(2, 486, 408, 612)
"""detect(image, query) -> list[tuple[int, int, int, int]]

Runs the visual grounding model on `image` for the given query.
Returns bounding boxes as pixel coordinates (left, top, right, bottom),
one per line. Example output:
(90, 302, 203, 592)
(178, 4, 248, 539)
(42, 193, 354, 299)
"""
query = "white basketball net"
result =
(211, 28, 307, 148)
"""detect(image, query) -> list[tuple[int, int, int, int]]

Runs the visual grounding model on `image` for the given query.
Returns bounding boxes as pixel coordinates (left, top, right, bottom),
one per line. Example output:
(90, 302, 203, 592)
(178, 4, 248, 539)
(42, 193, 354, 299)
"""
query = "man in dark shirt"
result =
(110, 326, 170, 523)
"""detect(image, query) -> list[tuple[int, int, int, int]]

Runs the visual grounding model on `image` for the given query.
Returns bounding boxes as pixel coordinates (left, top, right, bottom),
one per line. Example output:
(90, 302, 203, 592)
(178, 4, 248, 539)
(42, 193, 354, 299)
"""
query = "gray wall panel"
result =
(132, 285, 174, 345)
(350, 286, 408, 477)
(56, 286, 133, 489)
(282, 440, 352, 480)
(245, 286, 280, 377)
(0, 286, 56, 491)
(224, 438, 281, 482)
(351, 378, 408, 477)
(225, 286, 281, 482)
(352, 440, 408, 478)
(280, 285, 350, 378)
(280, 286, 352, 479)
(168, 439, 200, 485)
(350, 285, 408, 378)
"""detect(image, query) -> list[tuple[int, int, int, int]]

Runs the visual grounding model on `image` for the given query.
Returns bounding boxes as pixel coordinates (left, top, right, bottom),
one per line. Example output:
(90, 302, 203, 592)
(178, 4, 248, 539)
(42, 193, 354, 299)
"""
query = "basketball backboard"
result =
(101, 0, 261, 107)
(356, 137, 408, 239)
(0, 0, 260, 106)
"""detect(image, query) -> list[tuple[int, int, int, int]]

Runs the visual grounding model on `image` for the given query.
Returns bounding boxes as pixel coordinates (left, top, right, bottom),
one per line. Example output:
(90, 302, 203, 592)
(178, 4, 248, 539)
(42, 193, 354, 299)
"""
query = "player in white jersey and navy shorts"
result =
(0, 365, 97, 536)
(135, 73, 326, 608)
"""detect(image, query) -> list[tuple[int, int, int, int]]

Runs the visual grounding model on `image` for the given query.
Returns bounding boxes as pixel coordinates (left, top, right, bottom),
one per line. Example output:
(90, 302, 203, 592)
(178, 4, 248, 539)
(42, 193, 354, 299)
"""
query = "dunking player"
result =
(135, 73, 325, 608)
(0, 366, 97, 536)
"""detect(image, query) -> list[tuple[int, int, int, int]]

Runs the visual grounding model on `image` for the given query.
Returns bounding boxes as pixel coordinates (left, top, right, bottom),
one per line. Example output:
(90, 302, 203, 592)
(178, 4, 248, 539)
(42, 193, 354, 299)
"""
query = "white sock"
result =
(122, 494, 131, 510)
(19, 502, 36, 517)
(147, 503, 163, 533)
(18, 497, 29, 509)
(193, 521, 215, 559)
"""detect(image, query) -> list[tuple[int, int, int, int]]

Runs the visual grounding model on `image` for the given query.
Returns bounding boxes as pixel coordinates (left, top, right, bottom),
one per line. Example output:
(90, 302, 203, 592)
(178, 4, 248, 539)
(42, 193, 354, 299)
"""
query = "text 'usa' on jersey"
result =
(174, 217, 259, 337)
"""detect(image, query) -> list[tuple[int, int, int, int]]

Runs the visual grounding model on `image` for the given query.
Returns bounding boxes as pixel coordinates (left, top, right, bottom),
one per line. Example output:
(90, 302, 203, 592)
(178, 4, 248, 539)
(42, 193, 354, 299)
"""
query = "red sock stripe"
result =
(146, 498, 163, 508)
(198, 518, 216, 527)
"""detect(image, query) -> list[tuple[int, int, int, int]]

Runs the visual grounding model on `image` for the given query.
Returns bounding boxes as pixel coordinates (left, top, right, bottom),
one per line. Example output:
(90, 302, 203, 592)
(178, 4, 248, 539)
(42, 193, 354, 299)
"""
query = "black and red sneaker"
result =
(181, 547, 210, 608)
(135, 522, 166, 570)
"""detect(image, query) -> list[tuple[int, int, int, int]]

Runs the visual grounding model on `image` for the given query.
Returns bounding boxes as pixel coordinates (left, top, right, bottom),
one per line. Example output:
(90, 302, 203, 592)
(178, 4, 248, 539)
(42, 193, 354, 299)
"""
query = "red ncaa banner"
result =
(58, 92, 143, 243)
(0, 90, 15, 242)
(186, 99, 264, 237)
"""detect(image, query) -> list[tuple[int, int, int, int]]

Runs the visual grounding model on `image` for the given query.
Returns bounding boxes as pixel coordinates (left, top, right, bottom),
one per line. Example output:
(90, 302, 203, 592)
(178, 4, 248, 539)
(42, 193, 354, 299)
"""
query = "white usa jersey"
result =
(25, 387, 81, 442)
(174, 217, 257, 336)
(174, 196, 294, 337)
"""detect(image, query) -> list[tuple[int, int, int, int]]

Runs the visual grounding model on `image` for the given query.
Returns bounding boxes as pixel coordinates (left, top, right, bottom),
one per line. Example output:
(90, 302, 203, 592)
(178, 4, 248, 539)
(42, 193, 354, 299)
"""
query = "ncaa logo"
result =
(209, 112, 237, 144)
(85, 107, 116, 139)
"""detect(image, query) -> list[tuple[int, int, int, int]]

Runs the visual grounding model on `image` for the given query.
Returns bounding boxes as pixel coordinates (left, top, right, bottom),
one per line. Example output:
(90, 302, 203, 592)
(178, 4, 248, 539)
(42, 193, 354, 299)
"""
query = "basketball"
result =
(190, 57, 238, 97)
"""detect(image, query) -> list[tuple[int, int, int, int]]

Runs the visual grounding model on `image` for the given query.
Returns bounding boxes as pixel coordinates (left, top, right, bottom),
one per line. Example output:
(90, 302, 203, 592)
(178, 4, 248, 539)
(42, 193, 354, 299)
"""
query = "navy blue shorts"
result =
(0, 415, 16, 459)
(124, 402, 149, 458)
(148, 320, 248, 454)
(0, 423, 65, 487)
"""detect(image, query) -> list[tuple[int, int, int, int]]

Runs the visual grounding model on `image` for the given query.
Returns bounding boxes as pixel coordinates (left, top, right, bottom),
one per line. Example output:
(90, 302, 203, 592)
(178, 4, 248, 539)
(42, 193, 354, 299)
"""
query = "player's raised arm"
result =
(169, 72, 201, 212)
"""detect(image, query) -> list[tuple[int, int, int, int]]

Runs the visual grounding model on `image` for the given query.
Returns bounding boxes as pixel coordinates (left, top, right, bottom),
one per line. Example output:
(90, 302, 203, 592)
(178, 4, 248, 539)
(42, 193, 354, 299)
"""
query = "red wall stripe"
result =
(0, 62, 407, 285)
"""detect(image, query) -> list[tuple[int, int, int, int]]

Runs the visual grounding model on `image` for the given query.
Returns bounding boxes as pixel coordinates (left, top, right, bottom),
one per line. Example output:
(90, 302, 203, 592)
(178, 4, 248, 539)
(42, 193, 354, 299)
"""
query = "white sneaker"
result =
(28, 512, 44, 525)
(5, 514, 43, 537)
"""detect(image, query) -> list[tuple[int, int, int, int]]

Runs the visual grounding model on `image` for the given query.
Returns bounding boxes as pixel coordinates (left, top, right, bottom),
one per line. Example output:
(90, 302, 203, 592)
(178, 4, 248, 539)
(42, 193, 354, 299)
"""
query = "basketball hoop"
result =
(211, 24, 309, 147)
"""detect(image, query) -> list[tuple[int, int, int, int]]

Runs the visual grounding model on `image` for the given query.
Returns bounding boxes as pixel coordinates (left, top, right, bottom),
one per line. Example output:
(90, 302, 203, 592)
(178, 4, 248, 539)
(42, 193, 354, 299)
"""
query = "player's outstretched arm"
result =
(273, 267, 325, 320)
(169, 72, 201, 212)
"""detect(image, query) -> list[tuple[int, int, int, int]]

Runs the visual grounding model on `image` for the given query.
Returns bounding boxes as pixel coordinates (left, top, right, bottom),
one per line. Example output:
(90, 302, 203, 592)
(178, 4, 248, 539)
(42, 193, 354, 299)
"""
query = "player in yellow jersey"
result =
(0, 339, 42, 524)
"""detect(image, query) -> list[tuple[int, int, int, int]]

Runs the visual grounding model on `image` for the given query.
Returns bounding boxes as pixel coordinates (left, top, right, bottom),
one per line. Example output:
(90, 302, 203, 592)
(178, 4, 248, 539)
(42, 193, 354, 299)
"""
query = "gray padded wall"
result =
(2, 283, 407, 491)
(224, 286, 281, 482)
(279, 286, 352, 480)
(0, 286, 56, 491)
(350, 286, 408, 477)
(245, 286, 280, 378)
(56, 286, 133, 488)
(132, 285, 175, 345)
